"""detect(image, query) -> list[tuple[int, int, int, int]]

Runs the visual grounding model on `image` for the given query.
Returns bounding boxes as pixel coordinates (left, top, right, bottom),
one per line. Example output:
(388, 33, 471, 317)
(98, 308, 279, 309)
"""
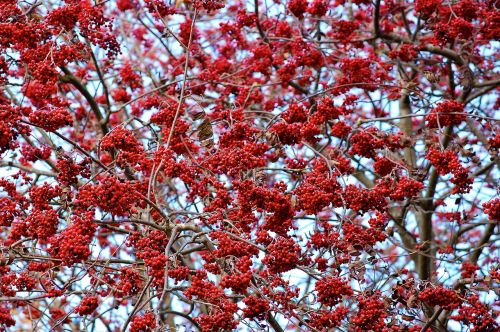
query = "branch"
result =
(122, 277, 154, 331)
(0, 161, 55, 177)
(418, 126, 453, 281)
(165, 11, 197, 148)
(88, 43, 111, 114)
(59, 66, 108, 135)
(466, 80, 500, 104)
(474, 78, 500, 88)
(254, 0, 269, 43)
(267, 312, 285, 332)
(373, 0, 381, 37)
(420, 307, 444, 332)
(380, 33, 465, 66)
(470, 222, 497, 265)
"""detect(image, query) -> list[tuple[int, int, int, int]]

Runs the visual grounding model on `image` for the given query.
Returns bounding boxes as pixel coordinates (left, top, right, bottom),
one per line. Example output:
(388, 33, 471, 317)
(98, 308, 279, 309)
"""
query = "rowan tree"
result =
(0, 0, 499, 331)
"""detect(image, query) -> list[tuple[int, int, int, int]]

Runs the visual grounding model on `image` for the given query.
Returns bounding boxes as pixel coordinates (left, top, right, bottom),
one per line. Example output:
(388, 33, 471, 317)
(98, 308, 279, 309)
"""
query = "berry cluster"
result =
(263, 237, 301, 274)
(48, 211, 97, 265)
(0, 105, 30, 154)
(350, 293, 388, 331)
(315, 276, 353, 307)
(76, 177, 141, 216)
(426, 148, 473, 194)
(452, 294, 499, 332)
(309, 307, 349, 330)
(28, 107, 73, 132)
(483, 198, 500, 221)
(418, 286, 462, 310)
(242, 295, 269, 320)
(130, 312, 156, 332)
(0, 305, 15, 328)
(294, 160, 340, 214)
(426, 100, 466, 128)
(74, 296, 99, 316)
(344, 185, 387, 214)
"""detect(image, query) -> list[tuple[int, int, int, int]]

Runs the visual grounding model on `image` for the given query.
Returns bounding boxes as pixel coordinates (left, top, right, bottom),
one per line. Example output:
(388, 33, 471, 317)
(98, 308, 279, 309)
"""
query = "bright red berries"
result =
(130, 312, 156, 332)
(0, 305, 15, 328)
(101, 126, 143, 154)
(287, 0, 308, 18)
(315, 276, 353, 306)
(418, 286, 462, 310)
(452, 294, 499, 332)
(242, 296, 270, 320)
(25, 208, 59, 240)
(483, 198, 500, 221)
(426, 148, 473, 193)
(48, 212, 97, 265)
(426, 100, 466, 128)
(350, 293, 388, 331)
(263, 237, 301, 274)
(0, 105, 30, 154)
(74, 296, 99, 316)
(77, 177, 141, 216)
(28, 107, 73, 132)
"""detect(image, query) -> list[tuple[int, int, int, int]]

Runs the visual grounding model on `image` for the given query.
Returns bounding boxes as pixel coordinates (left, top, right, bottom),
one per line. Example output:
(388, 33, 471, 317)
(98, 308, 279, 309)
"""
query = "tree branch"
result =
(59, 66, 108, 135)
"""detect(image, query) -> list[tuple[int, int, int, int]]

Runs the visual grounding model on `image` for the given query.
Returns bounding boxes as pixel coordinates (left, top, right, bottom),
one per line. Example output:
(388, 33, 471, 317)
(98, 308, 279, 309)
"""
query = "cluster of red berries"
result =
(426, 148, 473, 193)
(344, 185, 387, 213)
(294, 161, 339, 214)
(460, 261, 479, 278)
(330, 121, 352, 139)
(115, 268, 144, 298)
(56, 155, 90, 186)
(452, 294, 499, 332)
(28, 107, 73, 132)
(168, 266, 191, 282)
(342, 221, 387, 249)
(129, 230, 168, 285)
(0, 305, 15, 328)
(373, 157, 397, 176)
(375, 176, 424, 201)
(220, 271, 252, 293)
(309, 307, 349, 330)
(19, 144, 51, 164)
(13, 272, 37, 292)
(130, 312, 156, 332)
(426, 100, 465, 128)
(184, 272, 239, 331)
(349, 128, 386, 158)
(315, 276, 353, 306)
(77, 177, 141, 217)
(483, 198, 500, 221)
(74, 296, 99, 316)
(235, 180, 294, 236)
(48, 211, 97, 265)
(111, 88, 131, 103)
(212, 231, 259, 258)
(418, 286, 462, 310)
(263, 237, 301, 274)
(242, 295, 270, 320)
(351, 293, 388, 331)
(101, 127, 144, 154)
(0, 105, 29, 154)
(25, 208, 59, 240)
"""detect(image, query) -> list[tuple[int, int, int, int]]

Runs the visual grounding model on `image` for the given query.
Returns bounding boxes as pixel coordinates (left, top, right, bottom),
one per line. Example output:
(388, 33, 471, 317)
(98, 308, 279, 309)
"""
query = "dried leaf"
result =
(196, 116, 214, 148)
(402, 314, 415, 322)
(423, 70, 439, 83)
(192, 111, 206, 121)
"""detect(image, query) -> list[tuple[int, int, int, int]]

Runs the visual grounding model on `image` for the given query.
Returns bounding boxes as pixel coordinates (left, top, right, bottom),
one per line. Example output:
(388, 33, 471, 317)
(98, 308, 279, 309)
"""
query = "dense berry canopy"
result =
(0, 0, 499, 331)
